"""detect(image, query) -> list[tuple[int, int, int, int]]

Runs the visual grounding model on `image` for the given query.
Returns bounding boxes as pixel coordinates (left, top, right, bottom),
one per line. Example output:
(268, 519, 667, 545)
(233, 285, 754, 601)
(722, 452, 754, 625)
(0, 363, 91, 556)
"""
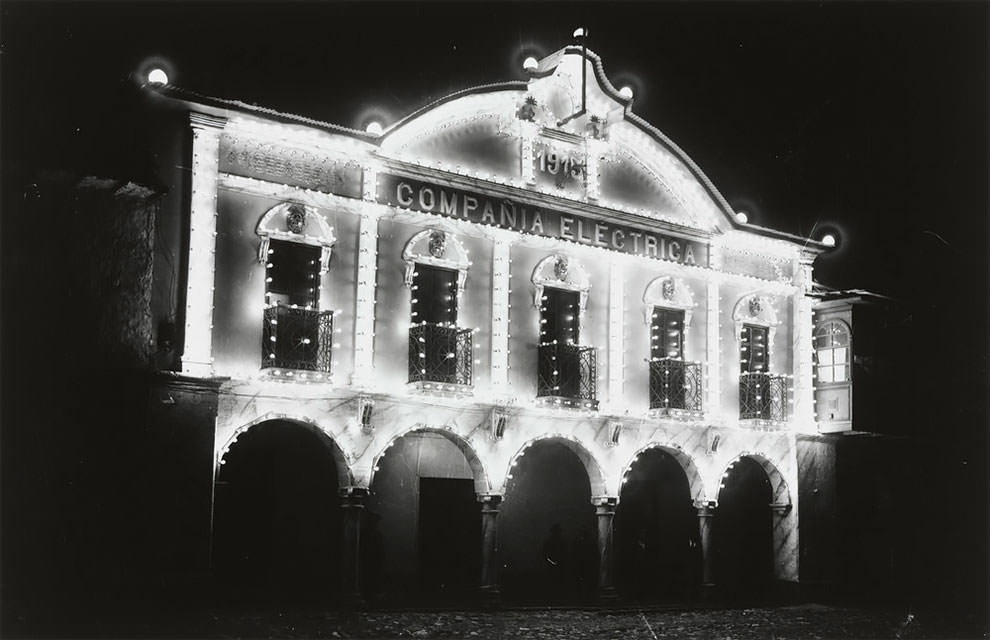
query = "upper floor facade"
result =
(148, 45, 834, 434)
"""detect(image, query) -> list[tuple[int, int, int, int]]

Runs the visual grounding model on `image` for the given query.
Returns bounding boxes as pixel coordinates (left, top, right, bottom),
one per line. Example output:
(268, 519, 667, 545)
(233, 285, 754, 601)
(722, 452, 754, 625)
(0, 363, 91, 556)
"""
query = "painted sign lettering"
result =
(378, 174, 707, 266)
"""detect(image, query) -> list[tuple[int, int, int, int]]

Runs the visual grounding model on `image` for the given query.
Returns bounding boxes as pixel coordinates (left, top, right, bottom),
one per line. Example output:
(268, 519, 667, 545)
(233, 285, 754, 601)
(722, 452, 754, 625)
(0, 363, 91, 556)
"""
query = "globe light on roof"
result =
(147, 68, 169, 85)
(618, 86, 634, 100)
(523, 56, 539, 72)
(573, 27, 587, 39)
(821, 233, 837, 247)
(735, 211, 749, 224)
(365, 121, 384, 136)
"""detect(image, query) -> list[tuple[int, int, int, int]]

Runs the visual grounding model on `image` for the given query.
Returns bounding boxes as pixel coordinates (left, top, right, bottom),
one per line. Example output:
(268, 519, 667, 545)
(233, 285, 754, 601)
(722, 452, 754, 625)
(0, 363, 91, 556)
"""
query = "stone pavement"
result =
(5, 602, 986, 638)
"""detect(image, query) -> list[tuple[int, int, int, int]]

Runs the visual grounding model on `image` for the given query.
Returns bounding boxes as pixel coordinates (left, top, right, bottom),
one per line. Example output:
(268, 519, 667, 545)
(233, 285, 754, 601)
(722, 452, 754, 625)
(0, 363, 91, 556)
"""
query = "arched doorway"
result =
(614, 448, 699, 602)
(212, 420, 346, 606)
(715, 456, 774, 599)
(365, 429, 485, 605)
(499, 438, 600, 604)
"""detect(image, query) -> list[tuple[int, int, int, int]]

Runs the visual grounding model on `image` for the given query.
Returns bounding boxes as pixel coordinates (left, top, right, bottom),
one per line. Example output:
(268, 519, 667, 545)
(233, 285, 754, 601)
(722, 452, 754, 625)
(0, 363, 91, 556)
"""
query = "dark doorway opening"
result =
(364, 432, 478, 605)
(418, 478, 480, 600)
(715, 457, 773, 600)
(499, 440, 597, 605)
(615, 448, 699, 603)
(212, 421, 341, 607)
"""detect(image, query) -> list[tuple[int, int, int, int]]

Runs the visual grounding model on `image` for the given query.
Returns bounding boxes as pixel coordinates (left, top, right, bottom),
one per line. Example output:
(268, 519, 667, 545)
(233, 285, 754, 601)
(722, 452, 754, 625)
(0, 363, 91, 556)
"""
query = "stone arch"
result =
(503, 434, 607, 496)
(369, 424, 491, 495)
(217, 413, 353, 488)
(715, 452, 791, 506)
(620, 443, 707, 503)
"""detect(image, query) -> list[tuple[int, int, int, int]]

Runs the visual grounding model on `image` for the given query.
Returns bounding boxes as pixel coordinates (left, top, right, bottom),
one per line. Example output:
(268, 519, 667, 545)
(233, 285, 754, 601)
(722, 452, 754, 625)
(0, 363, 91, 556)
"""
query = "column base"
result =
(699, 583, 717, 602)
(597, 586, 620, 604)
(479, 585, 502, 608)
(340, 591, 366, 610)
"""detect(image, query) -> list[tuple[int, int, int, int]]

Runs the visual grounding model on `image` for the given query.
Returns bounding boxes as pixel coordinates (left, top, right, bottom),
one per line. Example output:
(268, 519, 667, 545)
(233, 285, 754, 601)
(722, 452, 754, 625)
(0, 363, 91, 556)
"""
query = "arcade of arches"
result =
(213, 420, 793, 605)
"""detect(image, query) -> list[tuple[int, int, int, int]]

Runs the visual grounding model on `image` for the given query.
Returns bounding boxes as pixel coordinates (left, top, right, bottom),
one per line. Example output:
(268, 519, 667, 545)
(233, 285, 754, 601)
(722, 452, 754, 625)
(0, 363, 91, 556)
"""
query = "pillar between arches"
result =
(592, 496, 619, 602)
(478, 493, 502, 604)
(339, 486, 369, 607)
(694, 500, 716, 591)
(770, 502, 798, 582)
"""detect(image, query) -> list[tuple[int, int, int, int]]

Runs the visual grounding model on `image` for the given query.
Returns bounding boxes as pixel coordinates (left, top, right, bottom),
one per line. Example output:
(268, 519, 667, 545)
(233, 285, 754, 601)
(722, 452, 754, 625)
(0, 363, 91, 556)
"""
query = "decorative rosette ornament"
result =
(285, 204, 307, 234)
(516, 95, 538, 122)
(553, 255, 569, 281)
(428, 230, 447, 258)
(748, 296, 763, 316)
(662, 278, 676, 301)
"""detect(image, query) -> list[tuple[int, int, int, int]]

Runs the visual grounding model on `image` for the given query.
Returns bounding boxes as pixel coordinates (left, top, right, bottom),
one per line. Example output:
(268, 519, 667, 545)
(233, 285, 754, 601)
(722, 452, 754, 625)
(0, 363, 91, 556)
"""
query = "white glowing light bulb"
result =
(147, 68, 169, 85)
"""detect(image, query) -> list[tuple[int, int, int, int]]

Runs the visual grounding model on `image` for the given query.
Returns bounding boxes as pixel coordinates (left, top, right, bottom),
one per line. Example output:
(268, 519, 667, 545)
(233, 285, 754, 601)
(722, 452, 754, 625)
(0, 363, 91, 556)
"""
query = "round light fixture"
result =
(735, 211, 749, 224)
(147, 68, 169, 85)
(523, 56, 539, 72)
(618, 86, 634, 100)
(821, 233, 837, 247)
(365, 121, 384, 135)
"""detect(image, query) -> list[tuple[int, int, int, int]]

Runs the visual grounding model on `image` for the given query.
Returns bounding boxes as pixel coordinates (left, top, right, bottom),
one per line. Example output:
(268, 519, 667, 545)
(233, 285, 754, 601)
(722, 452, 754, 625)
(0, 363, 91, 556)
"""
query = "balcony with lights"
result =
(739, 371, 789, 427)
(261, 304, 334, 382)
(536, 341, 599, 411)
(407, 322, 474, 396)
(648, 358, 703, 419)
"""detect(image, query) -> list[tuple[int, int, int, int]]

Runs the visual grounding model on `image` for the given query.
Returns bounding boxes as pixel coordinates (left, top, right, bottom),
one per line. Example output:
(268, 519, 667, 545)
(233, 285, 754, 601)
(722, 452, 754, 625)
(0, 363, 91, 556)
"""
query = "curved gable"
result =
(377, 47, 762, 236)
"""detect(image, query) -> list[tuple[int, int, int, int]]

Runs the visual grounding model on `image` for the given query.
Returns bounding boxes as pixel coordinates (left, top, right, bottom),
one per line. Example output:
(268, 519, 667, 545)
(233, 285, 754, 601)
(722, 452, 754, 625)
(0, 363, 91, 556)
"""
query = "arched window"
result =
(402, 229, 473, 391)
(814, 321, 850, 384)
(256, 203, 336, 378)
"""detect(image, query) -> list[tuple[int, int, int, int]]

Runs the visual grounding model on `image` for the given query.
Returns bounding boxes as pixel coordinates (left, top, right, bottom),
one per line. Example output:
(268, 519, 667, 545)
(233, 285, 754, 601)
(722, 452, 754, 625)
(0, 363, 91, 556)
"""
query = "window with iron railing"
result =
(536, 286, 598, 409)
(407, 263, 473, 388)
(648, 307, 702, 412)
(261, 239, 333, 374)
(738, 323, 786, 421)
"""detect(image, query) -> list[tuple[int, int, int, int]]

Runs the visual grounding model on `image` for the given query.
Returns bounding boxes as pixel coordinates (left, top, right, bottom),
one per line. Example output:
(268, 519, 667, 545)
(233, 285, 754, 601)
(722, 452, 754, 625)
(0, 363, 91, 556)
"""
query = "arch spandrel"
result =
(368, 425, 492, 495)
(217, 414, 354, 488)
(619, 444, 708, 504)
(502, 435, 608, 496)
(714, 452, 792, 506)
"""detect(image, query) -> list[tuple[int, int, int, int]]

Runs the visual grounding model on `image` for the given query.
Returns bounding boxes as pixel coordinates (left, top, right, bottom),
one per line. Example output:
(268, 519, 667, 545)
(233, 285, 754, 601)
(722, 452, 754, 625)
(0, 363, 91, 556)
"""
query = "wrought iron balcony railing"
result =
(262, 304, 333, 374)
(649, 358, 703, 414)
(537, 342, 599, 410)
(739, 372, 788, 422)
(408, 322, 473, 388)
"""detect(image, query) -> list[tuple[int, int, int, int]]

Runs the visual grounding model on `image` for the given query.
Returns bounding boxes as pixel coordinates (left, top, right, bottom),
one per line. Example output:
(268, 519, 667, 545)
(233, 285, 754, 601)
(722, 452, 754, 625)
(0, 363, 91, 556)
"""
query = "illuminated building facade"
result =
(141, 44, 875, 605)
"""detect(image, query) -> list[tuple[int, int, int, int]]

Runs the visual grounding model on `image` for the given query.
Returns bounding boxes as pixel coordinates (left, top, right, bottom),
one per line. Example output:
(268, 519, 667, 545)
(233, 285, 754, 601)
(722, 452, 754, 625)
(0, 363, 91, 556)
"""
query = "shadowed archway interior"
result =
(715, 456, 774, 598)
(364, 431, 481, 605)
(614, 448, 700, 602)
(212, 420, 342, 604)
(499, 440, 597, 604)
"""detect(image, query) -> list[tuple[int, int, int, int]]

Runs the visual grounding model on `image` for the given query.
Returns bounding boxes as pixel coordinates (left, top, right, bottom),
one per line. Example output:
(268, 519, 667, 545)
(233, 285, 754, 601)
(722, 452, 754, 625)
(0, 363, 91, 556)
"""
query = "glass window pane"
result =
(833, 347, 847, 364)
(818, 366, 833, 383)
(834, 364, 847, 381)
(817, 349, 833, 366)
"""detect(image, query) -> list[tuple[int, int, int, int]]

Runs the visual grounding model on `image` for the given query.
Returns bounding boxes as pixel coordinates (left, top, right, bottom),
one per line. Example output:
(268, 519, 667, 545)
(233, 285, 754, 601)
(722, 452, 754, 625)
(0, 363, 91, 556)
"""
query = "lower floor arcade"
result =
(212, 419, 798, 606)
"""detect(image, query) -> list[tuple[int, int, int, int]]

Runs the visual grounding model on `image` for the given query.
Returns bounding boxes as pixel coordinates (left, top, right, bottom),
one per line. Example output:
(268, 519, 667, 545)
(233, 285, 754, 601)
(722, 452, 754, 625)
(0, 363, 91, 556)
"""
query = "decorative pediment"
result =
(255, 202, 335, 272)
(643, 276, 696, 326)
(402, 228, 471, 291)
(532, 253, 590, 311)
(732, 292, 781, 352)
(377, 47, 743, 234)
